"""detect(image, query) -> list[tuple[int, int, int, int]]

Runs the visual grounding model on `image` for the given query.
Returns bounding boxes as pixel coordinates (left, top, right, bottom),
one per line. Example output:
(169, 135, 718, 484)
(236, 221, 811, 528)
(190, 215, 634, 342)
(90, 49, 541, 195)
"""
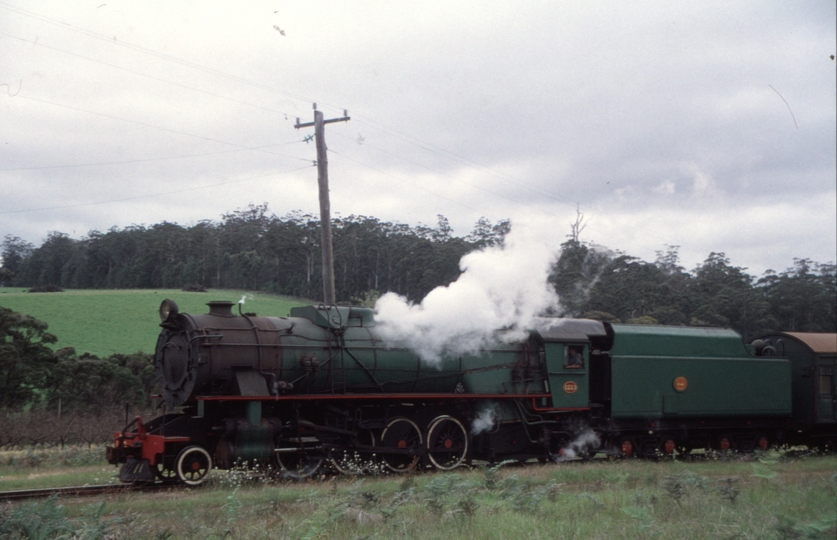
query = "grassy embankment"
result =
(1, 449, 836, 539)
(0, 288, 311, 356)
(0, 446, 112, 490)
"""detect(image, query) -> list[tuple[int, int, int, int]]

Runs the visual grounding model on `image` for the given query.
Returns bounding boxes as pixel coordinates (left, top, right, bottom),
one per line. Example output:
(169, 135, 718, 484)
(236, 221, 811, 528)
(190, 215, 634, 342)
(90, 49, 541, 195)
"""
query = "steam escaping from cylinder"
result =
(374, 214, 564, 365)
(239, 294, 254, 305)
(553, 429, 601, 462)
(470, 406, 497, 436)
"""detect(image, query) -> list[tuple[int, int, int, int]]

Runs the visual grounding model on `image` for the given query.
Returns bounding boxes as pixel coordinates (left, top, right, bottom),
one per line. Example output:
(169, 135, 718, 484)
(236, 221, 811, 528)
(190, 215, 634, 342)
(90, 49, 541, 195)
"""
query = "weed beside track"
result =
(2, 449, 836, 539)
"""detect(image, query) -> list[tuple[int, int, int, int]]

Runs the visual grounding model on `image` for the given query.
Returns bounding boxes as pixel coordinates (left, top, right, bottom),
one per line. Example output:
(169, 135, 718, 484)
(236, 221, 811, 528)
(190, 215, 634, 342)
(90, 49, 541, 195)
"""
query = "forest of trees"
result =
(1, 204, 508, 304)
(1, 202, 835, 341)
(0, 203, 834, 444)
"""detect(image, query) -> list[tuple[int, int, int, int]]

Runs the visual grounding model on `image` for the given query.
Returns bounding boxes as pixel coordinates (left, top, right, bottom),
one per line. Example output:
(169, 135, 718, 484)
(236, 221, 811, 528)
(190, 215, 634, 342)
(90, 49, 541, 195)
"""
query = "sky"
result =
(1, 0, 835, 278)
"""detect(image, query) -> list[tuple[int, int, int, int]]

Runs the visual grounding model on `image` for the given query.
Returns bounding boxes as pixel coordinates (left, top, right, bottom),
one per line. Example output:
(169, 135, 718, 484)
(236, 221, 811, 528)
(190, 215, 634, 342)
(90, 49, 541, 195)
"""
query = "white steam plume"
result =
(374, 214, 564, 364)
(470, 406, 497, 436)
(553, 429, 601, 462)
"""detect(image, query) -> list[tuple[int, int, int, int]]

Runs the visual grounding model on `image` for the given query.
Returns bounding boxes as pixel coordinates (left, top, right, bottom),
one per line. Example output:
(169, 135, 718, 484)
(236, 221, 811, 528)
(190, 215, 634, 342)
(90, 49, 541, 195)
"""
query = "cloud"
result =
(0, 0, 833, 275)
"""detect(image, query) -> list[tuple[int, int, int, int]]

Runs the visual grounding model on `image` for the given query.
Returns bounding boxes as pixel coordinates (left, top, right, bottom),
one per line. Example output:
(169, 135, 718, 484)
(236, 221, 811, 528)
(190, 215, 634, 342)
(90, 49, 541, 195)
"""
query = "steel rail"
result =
(0, 482, 173, 502)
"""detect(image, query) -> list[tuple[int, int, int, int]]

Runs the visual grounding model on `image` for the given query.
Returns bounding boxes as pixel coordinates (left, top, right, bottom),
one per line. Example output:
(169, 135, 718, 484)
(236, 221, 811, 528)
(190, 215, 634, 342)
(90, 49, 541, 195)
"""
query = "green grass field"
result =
(2, 449, 836, 539)
(0, 289, 311, 357)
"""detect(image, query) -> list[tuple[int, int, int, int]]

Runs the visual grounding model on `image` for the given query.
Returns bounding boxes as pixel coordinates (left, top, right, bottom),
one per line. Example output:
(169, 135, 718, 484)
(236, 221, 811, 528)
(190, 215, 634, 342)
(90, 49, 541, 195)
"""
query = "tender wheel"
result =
(329, 429, 376, 475)
(275, 425, 324, 479)
(547, 435, 571, 462)
(426, 416, 469, 471)
(380, 417, 422, 472)
(620, 438, 635, 457)
(676, 445, 693, 458)
(175, 446, 212, 486)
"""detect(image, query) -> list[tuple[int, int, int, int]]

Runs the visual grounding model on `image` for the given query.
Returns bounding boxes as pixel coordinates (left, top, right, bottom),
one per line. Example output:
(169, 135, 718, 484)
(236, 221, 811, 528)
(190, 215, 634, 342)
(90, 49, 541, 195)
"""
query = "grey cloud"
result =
(0, 0, 833, 277)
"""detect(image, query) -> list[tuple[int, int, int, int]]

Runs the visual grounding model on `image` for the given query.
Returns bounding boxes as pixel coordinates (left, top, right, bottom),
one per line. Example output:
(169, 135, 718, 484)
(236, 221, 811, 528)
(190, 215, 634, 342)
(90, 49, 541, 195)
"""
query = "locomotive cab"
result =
(536, 318, 608, 412)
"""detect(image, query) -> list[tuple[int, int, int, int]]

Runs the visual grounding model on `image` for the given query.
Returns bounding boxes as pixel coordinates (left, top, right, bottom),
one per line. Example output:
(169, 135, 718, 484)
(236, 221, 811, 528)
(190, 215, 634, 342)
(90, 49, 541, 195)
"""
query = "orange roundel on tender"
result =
(673, 376, 688, 392)
(563, 381, 578, 394)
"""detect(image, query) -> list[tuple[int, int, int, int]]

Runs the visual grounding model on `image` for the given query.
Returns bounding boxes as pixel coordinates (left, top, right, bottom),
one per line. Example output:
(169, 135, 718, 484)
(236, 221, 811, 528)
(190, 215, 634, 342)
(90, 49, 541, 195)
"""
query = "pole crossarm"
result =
(296, 107, 350, 129)
(295, 116, 350, 129)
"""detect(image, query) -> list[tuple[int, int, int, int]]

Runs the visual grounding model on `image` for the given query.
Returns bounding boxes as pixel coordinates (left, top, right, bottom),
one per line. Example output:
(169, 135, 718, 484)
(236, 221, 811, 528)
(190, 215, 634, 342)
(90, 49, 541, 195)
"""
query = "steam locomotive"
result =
(106, 299, 837, 485)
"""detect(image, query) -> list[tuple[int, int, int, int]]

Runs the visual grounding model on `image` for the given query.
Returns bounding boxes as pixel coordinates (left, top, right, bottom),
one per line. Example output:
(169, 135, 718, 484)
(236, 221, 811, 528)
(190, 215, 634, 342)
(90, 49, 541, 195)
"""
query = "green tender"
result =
(608, 325, 792, 418)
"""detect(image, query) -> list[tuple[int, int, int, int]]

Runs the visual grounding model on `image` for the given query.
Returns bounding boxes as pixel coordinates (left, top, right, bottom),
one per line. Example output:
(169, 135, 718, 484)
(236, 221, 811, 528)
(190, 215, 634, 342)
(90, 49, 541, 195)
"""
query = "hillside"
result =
(0, 289, 310, 357)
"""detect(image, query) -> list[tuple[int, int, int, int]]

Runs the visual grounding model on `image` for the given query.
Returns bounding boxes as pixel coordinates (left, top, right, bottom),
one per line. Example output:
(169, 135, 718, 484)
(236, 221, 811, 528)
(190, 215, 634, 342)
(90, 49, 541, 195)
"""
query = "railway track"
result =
(0, 483, 173, 502)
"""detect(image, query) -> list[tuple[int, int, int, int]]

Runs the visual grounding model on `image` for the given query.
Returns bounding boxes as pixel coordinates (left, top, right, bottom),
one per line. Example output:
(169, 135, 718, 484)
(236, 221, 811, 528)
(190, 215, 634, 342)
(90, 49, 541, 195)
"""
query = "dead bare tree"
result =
(568, 204, 588, 244)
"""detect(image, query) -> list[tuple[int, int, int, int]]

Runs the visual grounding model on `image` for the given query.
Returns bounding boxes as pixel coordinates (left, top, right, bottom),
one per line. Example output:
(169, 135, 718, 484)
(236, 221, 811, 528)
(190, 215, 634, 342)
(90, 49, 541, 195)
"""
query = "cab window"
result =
(564, 345, 584, 369)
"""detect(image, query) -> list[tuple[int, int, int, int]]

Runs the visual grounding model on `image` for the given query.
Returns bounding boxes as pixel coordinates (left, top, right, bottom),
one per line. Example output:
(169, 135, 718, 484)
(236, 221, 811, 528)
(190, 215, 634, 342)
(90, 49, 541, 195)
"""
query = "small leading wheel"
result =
(426, 416, 469, 470)
(176, 446, 212, 486)
(154, 458, 178, 482)
(329, 429, 376, 475)
(380, 417, 422, 473)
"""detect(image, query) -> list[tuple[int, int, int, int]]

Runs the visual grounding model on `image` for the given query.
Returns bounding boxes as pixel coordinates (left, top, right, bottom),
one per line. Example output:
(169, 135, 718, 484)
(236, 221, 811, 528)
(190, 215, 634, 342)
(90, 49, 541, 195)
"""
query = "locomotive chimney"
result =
(207, 301, 235, 317)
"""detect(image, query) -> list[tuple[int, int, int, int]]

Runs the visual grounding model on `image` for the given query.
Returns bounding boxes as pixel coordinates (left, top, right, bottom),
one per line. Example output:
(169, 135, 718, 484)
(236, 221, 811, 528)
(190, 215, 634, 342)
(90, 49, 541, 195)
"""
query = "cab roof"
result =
(534, 318, 607, 342)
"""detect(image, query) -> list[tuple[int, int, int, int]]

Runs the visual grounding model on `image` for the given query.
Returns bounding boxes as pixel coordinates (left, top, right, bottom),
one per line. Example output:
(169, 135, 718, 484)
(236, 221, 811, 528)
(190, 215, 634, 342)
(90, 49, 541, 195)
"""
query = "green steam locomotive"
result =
(106, 299, 837, 485)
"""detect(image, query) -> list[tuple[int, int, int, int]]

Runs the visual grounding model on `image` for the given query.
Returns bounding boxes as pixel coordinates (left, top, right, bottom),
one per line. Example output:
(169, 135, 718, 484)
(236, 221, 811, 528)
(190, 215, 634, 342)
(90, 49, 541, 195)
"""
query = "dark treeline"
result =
(553, 241, 835, 338)
(2, 204, 509, 304)
(2, 203, 835, 341)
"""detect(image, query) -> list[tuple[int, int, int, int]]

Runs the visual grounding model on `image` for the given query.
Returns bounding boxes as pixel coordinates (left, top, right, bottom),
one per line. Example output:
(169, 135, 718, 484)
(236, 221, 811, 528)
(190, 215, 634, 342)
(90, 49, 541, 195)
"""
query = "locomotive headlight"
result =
(159, 299, 179, 321)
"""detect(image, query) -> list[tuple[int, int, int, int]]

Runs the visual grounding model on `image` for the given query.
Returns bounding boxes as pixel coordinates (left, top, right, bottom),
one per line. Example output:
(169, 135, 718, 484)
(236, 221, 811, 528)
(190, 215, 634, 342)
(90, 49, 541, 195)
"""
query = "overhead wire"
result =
(0, 144, 303, 172)
(0, 1, 311, 104)
(345, 115, 580, 210)
(0, 164, 314, 215)
(0, 28, 301, 119)
(5, 93, 313, 163)
(328, 132, 522, 206)
(1, 0, 613, 244)
(326, 146, 478, 213)
(0, 0, 557, 215)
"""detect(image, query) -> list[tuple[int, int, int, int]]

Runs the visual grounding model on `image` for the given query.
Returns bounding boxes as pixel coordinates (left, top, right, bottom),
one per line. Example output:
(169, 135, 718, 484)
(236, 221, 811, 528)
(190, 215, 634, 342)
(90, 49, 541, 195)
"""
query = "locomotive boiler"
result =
(106, 299, 836, 485)
(155, 299, 546, 407)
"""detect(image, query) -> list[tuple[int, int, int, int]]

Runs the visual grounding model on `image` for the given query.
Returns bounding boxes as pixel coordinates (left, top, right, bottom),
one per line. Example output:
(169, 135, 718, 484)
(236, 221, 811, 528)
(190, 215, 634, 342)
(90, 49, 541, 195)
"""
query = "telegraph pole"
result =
(295, 103, 350, 306)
